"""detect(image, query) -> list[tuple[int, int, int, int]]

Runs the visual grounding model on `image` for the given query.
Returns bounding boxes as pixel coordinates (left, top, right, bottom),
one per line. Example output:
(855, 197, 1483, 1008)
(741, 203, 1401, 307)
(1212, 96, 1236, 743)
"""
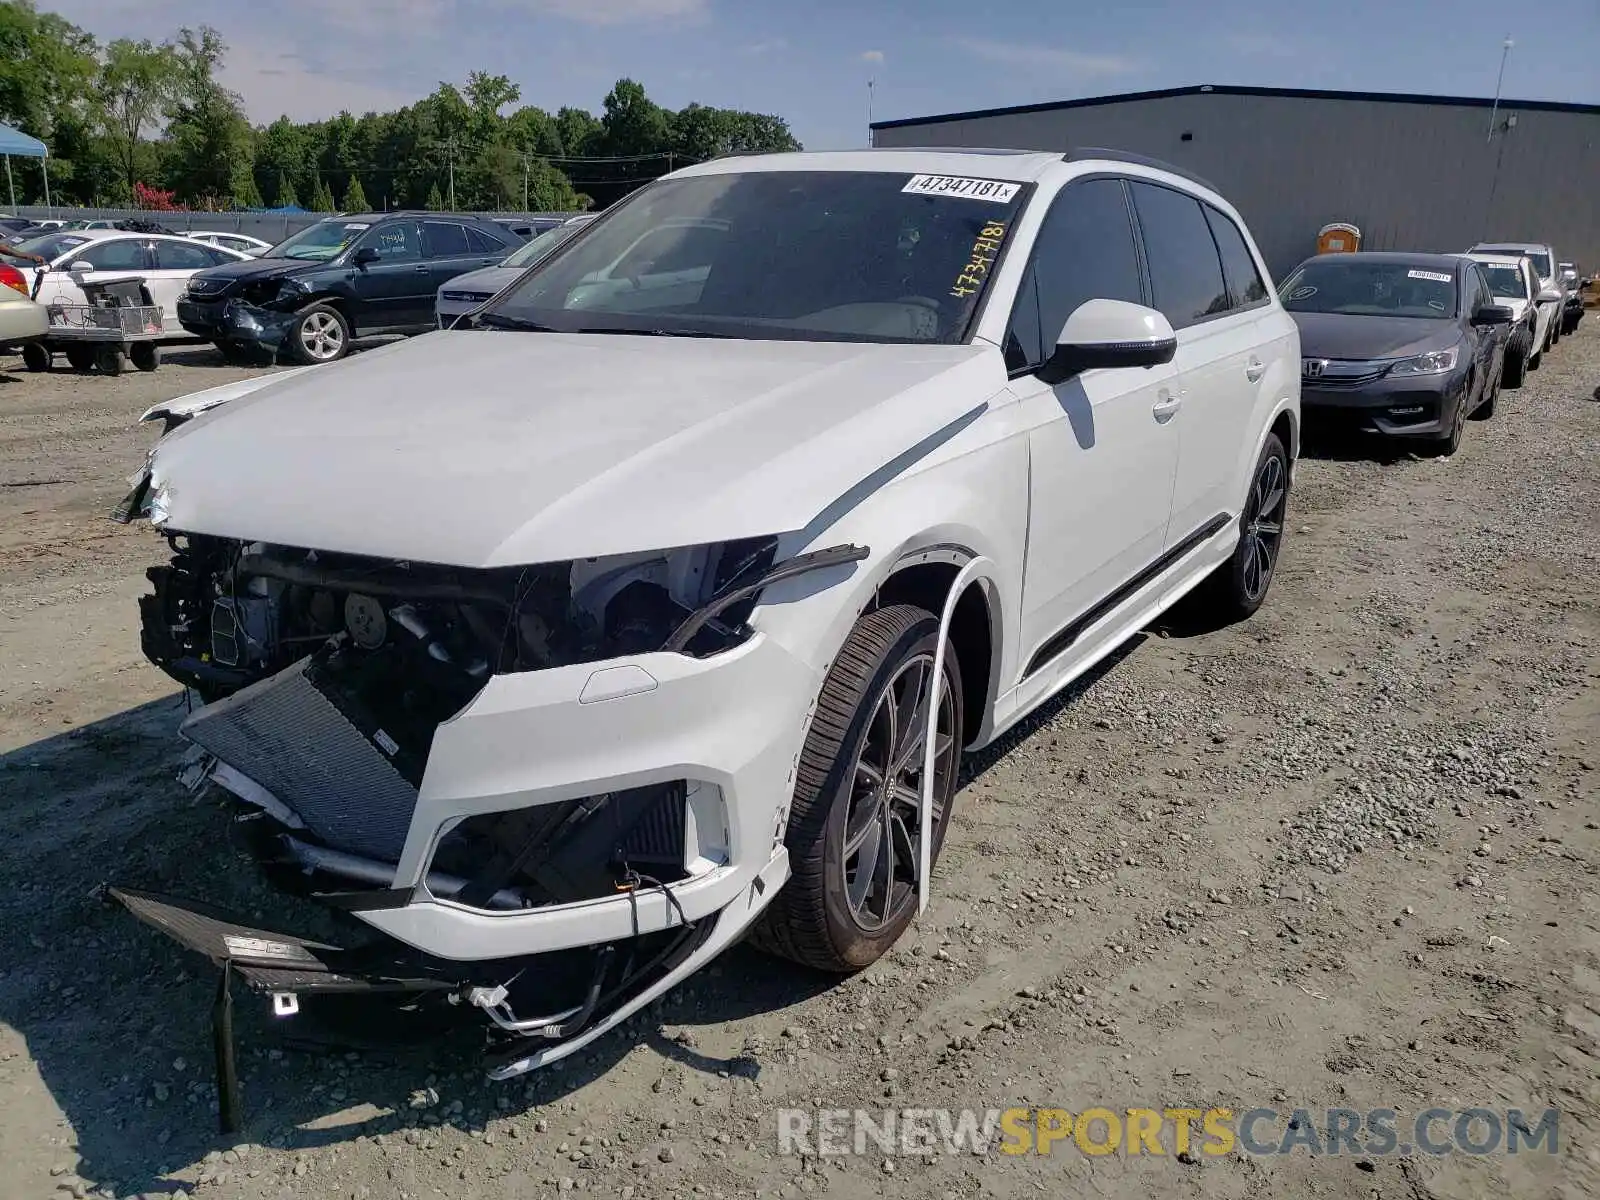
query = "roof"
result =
(870, 83, 1600, 131)
(1469, 241, 1554, 254)
(674, 147, 1065, 183)
(0, 121, 47, 158)
(1465, 251, 1531, 265)
(1301, 251, 1471, 269)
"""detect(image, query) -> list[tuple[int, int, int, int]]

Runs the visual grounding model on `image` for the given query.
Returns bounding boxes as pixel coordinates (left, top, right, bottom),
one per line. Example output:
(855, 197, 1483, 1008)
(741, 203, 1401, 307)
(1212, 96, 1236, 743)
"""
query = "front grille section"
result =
(182, 658, 420, 863)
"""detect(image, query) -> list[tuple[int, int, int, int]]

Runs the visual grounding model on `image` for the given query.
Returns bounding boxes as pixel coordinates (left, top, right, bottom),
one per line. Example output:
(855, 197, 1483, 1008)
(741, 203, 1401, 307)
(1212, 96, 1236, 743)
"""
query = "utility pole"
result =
(522, 152, 529, 212)
(447, 139, 456, 211)
(1487, 37, 1513, 142)
(867, 79, 875, 147)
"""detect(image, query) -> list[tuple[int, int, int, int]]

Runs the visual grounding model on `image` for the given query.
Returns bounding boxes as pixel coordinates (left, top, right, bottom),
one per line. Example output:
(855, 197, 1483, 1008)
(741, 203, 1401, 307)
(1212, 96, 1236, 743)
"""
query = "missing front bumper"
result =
(107, 883, 718, 1130)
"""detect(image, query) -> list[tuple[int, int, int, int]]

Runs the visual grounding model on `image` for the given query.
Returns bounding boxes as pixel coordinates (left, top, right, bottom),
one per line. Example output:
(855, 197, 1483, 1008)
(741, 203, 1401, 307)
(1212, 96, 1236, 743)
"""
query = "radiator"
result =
(181, 658, 419, 863)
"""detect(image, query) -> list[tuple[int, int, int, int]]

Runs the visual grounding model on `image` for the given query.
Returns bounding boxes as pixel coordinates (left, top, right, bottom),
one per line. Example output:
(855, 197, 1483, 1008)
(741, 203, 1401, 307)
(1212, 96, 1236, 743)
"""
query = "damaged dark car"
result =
(175, 212, 518, 365)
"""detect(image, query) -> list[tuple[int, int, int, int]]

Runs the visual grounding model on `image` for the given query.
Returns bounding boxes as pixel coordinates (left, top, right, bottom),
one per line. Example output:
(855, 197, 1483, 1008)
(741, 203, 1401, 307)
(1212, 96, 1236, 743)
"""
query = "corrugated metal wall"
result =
(873, 92, 1600, 279)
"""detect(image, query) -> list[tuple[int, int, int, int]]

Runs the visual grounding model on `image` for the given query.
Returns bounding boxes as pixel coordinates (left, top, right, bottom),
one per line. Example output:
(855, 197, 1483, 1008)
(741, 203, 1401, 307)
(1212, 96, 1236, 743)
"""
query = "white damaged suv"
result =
(117, 148, 1299, 1080)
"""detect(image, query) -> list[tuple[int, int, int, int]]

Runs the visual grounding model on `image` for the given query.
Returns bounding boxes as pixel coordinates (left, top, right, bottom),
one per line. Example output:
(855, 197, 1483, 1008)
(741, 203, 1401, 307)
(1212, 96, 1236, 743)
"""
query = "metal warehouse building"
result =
(870, 84, 1600, 278)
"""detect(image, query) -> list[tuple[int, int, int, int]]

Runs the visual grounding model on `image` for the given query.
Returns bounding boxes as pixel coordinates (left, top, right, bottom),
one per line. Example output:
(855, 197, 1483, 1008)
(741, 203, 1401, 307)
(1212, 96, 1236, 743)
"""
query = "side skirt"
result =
(982, 513, 1237, 745)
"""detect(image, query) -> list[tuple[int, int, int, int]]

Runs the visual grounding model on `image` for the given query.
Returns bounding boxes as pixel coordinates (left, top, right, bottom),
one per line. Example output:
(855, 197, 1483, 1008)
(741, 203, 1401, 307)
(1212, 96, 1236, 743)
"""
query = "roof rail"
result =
(1063, 148, 1219, 194)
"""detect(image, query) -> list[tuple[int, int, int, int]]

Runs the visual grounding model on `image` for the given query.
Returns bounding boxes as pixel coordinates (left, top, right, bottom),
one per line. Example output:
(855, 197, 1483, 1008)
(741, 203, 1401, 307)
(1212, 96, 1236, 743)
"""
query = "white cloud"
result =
(949, 37, 1139, 77)
(741, 38, 788, 55)
(860, 49, 886, 64)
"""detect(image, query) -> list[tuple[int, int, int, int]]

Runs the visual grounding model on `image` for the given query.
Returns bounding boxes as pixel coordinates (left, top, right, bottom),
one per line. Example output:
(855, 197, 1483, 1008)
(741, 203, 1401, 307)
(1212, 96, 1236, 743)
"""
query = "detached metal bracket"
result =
(213, 959, 242, 1134)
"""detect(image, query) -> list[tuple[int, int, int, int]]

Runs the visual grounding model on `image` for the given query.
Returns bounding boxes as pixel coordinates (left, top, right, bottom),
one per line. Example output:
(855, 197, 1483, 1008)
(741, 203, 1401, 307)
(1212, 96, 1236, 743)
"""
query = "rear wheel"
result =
(64, 345, 95, 372)
(130, 342, 160, 372)
(20, 342, 50, 372)
(95, 346, 124, 375)
(752, 604, 963, 972)
(1193, 432, 1289, 623)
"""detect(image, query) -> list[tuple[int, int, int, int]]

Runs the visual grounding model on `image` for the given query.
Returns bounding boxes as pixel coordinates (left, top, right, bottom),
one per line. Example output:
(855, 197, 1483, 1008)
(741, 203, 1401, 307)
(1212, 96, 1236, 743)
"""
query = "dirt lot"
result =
(0, 331, 1596, 1200)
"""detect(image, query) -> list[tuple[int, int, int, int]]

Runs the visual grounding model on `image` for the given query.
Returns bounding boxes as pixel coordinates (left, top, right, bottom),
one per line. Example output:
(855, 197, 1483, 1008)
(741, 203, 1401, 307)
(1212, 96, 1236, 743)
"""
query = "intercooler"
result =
(181, 658, 420, 863)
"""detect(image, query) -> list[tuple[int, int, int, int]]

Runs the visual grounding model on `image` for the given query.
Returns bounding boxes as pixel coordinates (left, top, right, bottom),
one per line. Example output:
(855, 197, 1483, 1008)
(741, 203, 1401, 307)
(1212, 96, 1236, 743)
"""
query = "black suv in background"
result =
(177, 212, 521, 364)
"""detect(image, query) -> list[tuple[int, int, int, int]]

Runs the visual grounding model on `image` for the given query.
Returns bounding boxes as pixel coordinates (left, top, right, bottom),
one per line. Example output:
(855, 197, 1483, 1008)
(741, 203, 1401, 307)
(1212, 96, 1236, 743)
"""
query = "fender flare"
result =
(920, 553, 994, 913)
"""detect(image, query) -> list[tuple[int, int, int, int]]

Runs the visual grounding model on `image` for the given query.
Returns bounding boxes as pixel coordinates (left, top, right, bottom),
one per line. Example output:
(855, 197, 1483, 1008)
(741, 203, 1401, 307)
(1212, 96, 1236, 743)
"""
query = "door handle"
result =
(1245, 357, 1266, 382)
(1152, 389, 1182, 422)
(413, 264, 430, 273)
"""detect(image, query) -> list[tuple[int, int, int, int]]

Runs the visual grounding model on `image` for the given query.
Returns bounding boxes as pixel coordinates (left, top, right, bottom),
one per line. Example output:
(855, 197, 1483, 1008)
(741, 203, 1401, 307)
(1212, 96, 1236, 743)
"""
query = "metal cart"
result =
(21, 274, 165, 375)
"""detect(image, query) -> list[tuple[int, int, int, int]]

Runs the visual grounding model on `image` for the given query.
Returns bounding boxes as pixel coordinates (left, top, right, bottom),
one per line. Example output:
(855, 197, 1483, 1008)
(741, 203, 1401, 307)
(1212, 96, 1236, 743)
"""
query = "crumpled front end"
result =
(130, 530, 851, 1074)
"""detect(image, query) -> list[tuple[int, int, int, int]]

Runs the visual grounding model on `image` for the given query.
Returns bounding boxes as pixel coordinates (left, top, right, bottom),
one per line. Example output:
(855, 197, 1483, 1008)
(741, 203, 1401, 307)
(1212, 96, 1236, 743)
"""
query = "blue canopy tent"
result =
(0, 121, 50, 212)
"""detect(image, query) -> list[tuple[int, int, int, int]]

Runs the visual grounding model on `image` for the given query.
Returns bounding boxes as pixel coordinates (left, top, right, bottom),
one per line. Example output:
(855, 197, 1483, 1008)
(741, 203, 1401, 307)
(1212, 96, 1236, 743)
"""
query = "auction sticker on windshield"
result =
(903, 175, 1021, 203)
(1407, 270, 1453, 283)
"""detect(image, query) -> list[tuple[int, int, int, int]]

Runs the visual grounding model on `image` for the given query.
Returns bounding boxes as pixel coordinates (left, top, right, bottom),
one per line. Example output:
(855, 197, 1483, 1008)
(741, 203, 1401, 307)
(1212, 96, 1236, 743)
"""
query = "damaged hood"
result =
(139, 365, 317, 426)
(148, 330, 1002, 566)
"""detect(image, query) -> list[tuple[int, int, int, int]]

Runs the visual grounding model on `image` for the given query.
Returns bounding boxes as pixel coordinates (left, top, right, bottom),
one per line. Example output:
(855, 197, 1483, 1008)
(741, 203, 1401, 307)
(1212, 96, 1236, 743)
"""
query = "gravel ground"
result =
(0, 329, 1596, 1200)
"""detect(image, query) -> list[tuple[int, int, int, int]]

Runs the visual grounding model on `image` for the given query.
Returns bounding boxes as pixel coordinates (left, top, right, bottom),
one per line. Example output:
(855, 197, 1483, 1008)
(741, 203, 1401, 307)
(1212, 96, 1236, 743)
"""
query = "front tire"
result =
(752, 604, 963, 973)
(287, 303, 350, 365)
(1427, 393, 1467, 457)
(20, 342, 50, 372)
(1502, 335, 1528, 388)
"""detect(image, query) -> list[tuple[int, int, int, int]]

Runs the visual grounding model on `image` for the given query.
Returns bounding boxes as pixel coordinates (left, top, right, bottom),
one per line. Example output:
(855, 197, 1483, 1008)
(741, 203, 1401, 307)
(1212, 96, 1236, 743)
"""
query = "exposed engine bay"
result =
(137, 531, 785, 895)
(141, 532, 780, 703)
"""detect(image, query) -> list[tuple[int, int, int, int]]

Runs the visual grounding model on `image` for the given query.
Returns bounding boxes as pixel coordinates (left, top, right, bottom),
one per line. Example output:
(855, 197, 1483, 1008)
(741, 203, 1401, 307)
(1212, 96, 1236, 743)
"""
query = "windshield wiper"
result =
(572, 326, 735, 339)
(474, 312, 559, 332)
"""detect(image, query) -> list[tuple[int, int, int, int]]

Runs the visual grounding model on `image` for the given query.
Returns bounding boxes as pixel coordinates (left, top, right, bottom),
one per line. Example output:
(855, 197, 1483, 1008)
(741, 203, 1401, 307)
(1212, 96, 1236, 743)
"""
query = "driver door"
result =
(346, 221, 427, 330)
(1008, 177, 1181, 679)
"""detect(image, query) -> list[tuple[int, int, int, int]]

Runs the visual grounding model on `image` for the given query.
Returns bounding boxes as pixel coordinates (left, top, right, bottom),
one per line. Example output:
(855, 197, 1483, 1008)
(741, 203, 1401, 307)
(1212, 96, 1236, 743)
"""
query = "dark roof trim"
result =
(1063, 147, 1219, 194)
(869, 83, 1600, 130)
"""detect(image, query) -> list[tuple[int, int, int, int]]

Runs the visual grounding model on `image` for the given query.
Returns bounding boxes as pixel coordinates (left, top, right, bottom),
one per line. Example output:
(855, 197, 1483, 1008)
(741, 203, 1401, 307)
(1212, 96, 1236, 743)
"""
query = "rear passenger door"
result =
(421, 220, 505, 297)
(1127, 181, 1269, 543)
(1009, 176, 1181, 676)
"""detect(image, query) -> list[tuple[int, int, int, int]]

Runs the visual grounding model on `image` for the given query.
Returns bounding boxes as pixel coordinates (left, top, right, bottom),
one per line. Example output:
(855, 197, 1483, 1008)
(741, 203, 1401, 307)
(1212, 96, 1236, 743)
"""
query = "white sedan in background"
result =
(18, 229, 251, 337)
(186, 231, 275, 257)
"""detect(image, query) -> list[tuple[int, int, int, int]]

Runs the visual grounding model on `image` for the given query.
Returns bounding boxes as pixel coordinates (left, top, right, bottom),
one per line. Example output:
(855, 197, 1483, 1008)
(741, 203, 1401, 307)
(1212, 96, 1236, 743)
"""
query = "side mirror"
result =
(352, 245, 380, 267)
(1536, 287, 1563, 304)
(1037, 299, 1177, 385)
(1472, 304, 1514, 326)
(69, 260, 94, 274)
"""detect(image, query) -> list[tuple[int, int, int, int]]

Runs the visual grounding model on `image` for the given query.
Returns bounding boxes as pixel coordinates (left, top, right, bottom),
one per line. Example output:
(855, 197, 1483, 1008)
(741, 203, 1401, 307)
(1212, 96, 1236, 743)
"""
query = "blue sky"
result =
(45, 0, 1599, 149)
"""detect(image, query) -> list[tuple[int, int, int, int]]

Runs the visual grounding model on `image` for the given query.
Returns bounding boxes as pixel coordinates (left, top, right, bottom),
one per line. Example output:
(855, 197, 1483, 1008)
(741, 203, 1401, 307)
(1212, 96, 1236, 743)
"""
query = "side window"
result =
(154, 240, 222, 271)
(421, 221, 472, 258)
(1004, 177, 1143, 371)
(78, 239, 150, 272)
(1203, 205, 1268, 309)
(357, 222, 420, 262)
(465, 226, 506, 254)
(1128, 181, 1230, 329)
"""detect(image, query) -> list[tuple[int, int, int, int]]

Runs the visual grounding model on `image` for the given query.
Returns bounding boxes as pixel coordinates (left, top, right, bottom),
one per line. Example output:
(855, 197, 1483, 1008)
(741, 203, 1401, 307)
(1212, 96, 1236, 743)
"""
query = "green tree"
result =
(341, 173, 368, 212)
(424, 180, 443, 211)
(554, 105, 602, 158)
(310, 174, 335, 212)
(233, 170, 262, 209)
(599, 78, 669, 157)
(273, 170, 299, 207)
(163, 26, 256, 206)
(0, 2, 97, 140)
(95, 37, 180, 199)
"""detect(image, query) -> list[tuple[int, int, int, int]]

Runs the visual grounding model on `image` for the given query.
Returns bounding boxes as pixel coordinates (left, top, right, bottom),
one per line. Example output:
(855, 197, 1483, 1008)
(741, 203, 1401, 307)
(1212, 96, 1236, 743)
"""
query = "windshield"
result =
(1280, 259, 1458, 318)
(15, 232, 92, 262)
(485, 170, 1028, 343)
(502, 225, 575, 269)
(1477, 263, 1526, 299)
(1481, 247, 1551, 279)
(266, 219, 371, 261)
